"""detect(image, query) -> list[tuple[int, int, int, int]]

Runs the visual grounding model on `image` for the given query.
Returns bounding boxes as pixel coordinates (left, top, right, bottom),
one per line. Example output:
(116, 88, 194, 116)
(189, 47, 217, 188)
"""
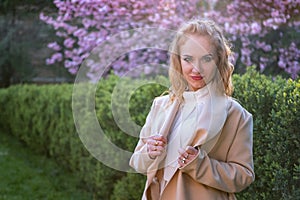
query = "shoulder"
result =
(153, 95, 171, 106)
(227, 97, 252, 120)
(226, 98, 253, 134)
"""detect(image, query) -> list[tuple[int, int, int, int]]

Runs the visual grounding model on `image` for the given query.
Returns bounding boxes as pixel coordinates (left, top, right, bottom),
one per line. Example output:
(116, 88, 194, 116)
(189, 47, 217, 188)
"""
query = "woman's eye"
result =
(183, 57, 192, 63)
(201, 55, 213, 63)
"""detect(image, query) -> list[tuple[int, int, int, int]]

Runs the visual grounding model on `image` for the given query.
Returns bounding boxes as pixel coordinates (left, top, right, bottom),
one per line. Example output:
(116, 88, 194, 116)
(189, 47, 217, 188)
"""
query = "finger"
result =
(150, 139, 159, 146)
(150, 144, 165, 152)
(153, 135, 167, 144)
(177, 159, 183, 167)
(149, 144, 157, 151)
(148, 138, 160, 146)
(156, 145, 165, 152)
(177, 157, 186, 167)
(183, 152, 189, 159)
(149, 145, 165, 158)
(185, 146, 198, 155)
(178, 147, 190, 158)
(150, 151, 163, 157)
(151, 139, 166, 148)
(153, 140, 164, 147)
(177, 148, 188, 161)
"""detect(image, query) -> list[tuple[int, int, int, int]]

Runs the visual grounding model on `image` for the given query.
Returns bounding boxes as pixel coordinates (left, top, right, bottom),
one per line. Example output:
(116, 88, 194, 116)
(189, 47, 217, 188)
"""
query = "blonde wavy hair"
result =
(168, 18, 234, 102)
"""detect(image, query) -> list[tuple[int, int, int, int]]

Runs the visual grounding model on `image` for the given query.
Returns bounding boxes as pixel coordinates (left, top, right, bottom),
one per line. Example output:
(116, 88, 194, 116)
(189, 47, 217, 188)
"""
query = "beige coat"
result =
(130, 94, 255, 200)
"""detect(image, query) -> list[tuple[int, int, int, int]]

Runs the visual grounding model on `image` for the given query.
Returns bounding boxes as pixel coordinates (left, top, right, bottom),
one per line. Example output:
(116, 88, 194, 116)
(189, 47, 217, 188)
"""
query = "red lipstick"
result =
(191, 75, 203, 80)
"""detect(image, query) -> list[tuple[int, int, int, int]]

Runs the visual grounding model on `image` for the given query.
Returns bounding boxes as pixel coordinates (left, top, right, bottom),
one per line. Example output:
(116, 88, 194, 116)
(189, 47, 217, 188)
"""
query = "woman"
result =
(130, 18, 255, 200)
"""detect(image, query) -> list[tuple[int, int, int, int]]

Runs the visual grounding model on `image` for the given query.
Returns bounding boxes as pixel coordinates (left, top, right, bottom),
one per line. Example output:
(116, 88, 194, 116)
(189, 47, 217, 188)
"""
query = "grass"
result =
(0, 131, 92, 200)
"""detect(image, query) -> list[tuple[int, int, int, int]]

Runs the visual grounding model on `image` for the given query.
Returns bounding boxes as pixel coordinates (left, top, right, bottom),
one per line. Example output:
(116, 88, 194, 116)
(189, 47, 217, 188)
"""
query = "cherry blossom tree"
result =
(40, 0, 202, 80)
(205, 0, 300, 78)
(40, 0, 300, 79)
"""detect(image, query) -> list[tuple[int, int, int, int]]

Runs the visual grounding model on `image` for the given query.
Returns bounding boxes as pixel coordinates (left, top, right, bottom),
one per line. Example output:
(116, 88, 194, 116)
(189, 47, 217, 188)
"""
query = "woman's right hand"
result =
(146, 134, 167, 159)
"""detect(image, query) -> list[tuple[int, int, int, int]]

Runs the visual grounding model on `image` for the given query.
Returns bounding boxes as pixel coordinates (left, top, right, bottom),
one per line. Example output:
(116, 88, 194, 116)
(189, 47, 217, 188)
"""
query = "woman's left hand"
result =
(177, 146, 199, 167)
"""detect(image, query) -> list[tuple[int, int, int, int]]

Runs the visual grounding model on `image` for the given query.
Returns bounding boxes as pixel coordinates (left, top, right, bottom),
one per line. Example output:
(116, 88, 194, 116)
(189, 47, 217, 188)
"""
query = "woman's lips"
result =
(191, 75, 203, 80)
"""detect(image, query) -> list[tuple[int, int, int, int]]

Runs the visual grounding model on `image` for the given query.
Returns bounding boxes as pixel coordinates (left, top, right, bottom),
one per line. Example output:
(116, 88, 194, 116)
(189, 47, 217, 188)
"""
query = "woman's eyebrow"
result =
(181, 53, 213, 57)
(203, 53, 214, 57)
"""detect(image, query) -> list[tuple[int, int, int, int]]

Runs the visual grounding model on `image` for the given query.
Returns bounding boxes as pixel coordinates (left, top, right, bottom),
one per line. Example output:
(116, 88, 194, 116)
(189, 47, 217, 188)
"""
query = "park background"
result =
(0, 0, 299, 199)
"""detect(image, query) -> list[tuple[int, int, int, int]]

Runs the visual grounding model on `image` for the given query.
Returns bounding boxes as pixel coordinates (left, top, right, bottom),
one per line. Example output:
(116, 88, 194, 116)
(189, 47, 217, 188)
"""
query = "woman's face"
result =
(180, 34, 218, 91)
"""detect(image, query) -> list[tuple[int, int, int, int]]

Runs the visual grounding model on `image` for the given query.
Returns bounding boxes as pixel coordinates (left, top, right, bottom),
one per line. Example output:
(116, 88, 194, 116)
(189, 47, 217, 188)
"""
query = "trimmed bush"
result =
(232, 69, 300, 200)
(0, 67, 299, 199)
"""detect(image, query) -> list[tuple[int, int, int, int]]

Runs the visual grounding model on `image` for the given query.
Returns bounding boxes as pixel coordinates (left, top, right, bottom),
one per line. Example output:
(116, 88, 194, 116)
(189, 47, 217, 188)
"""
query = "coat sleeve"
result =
(129, 99, 157, 174)
(180, 108, 255, 193)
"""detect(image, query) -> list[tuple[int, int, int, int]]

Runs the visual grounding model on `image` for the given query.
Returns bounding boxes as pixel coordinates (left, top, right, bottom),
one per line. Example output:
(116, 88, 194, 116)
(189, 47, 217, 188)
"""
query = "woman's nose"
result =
(191, 61, 201, 73)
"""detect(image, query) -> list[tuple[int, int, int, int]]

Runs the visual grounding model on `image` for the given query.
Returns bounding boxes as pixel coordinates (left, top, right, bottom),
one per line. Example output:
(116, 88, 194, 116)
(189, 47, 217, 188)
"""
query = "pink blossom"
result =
(64, 38, 76, 48)
(259, 63, 266, 72)
(278, 60, 286, 68)
(51, 53, 63, 62)
(262, 44, 272, 52)
(250, 22, 262, 35)
(73, 28, 87, 37)
(47, 42, 61, 51)
(68, 67, 78, 74)
(40, 0, 300, 79)
(56, 31, 68, 37)
(46, 58, 55, 65)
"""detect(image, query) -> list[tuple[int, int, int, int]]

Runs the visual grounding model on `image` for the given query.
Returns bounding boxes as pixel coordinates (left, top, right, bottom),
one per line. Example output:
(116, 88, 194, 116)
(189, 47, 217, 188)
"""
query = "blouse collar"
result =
(182, 82, 212, 104)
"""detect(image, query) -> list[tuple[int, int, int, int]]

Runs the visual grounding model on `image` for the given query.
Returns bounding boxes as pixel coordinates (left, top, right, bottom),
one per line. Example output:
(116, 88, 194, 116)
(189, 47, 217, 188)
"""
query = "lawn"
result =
(0, 131, 92, 200)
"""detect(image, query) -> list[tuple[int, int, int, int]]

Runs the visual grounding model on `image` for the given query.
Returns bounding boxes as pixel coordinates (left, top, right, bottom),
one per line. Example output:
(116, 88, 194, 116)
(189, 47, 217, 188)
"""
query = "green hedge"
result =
(0, 67, 299, 199)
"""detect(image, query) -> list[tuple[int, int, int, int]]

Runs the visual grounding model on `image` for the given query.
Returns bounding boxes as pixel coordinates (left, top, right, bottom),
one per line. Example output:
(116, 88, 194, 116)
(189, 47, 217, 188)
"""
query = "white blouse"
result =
(163, 82, 229, 184)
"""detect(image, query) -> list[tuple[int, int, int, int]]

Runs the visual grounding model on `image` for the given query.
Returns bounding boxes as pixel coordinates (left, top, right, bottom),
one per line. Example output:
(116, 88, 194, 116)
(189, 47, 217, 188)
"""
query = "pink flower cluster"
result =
(40, 0, 300, 79)
(278, 42, 300, 79)
(40, 0, 194, 78)
(205, 0, 300, 78)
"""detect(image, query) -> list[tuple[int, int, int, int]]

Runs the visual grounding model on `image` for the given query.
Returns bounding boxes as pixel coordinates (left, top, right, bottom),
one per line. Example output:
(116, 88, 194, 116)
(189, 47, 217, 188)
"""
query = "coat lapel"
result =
(146, 98, 180, 184)
(161, 88, 229, 191)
